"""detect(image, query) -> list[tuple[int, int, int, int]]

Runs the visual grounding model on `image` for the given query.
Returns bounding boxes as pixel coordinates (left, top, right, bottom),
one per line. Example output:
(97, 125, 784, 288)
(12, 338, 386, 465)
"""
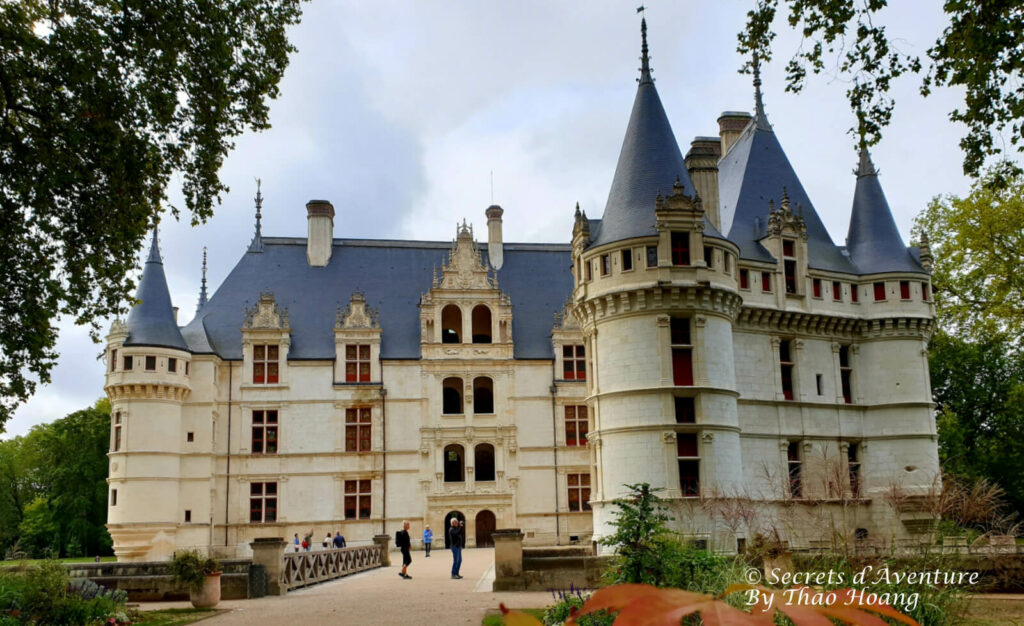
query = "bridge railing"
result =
(280, 544, 383, 591)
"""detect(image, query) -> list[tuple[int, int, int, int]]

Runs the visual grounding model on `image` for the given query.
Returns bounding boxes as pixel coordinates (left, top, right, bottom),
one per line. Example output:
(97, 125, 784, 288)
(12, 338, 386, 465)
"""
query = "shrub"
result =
(0, 560, 128, 625)
(169, 550, 220, 591)
(542, 586, 614, 626)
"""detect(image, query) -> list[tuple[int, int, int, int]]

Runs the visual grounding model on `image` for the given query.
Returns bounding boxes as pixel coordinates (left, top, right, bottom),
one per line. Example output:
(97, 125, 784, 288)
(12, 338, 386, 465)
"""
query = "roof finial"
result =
(197, 246, 208, 313)
(638, 7, 653, 85)
(249, 178, 264, 252)
(147, 223, 162, 263)
(855, 147, 878, 178)
(753, 51, 770, 130)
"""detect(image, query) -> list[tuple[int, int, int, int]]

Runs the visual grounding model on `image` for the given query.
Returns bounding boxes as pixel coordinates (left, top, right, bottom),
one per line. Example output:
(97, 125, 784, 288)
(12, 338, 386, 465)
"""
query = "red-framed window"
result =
(344, 479, 371, 519)
(674, 397, 696, 424)
(250, 482, 278, 523)
(345, 344, 371, 382)
(252, 410, 278, 454)
(873, 282, 886, 301)
(812, 278, 822, 298)
(253, 345, 279, 384)
(564, 406, 588, 446)
(762, 272, 772, 293)
(922, 282, 930, 301)
(671, 318, 693, 386)
(851, 285, 859, 303)
(563, 345, 586, 380)
(739, 269, 749, 289)
(671, 232, 690, 266)
(567, 473, 591, 511)
(832, 281, 842, 301)
(677, 433, 700, 497)
(345, 408, 372, 452)
(783, 240, 796, 294)
(900, 280, 911, 300)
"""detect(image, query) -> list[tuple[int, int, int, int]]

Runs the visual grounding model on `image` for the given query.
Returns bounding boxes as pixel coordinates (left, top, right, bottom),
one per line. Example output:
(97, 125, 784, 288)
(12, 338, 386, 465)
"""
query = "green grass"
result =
(482, 607, 545, 625)
(0, 556, 116, 567)
(135, 608, 220, 626)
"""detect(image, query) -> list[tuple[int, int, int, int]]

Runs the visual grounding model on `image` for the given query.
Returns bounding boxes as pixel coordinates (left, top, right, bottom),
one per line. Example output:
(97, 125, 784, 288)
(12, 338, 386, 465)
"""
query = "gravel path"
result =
(141, 548, 554, 625)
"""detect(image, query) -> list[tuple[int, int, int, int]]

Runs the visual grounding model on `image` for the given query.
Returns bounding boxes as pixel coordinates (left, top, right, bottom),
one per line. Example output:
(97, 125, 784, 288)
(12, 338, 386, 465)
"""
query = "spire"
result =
(846, 148, 923, 274)
(752, 52, 771, 130)
(638, 16, 653, 85)
(249, 178, 264, 253)
(196, 246, 208, 313)
(124, 226, 189, 351)
(148, 225, 161, 263)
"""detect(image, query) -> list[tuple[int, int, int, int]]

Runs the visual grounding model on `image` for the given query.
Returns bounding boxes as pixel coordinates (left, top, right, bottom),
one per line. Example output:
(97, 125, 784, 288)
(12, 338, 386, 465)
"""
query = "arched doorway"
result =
(443, 510, 466, 548)
(475, 510, 496, 548)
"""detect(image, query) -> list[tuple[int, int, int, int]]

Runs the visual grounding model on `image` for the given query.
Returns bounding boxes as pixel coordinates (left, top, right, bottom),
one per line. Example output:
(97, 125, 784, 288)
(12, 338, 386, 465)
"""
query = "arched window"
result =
(444, 444, 465, 482)
(475, 444, 495, 482)
(471, 305, 492, 343)
(473, 377, 494, 414)
(442, 377, 463, 414)
(441, 305, 462, 344)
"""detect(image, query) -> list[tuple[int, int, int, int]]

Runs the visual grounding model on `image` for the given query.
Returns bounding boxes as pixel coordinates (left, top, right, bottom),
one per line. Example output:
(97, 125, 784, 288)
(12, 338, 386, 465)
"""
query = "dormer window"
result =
(441, 305, 462, 344)
(670, 232, 690, 266)
(345, 345, 371, 382)
(253, 344, 279, 384)
(471, 305, 492, 343)
(783, 239, 796, 294)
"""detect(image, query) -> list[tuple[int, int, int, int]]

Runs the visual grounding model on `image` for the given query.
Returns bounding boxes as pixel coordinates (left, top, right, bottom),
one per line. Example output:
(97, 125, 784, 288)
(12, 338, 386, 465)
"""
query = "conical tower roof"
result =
(124, 228, 190, 351)
(718, 60, 855, 273)
(846, 149, 924, 274)
(591, 18, 717, 248)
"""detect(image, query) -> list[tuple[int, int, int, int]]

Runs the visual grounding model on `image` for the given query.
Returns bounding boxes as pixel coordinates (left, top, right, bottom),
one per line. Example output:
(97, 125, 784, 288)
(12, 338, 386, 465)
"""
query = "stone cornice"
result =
(105, 383, 190, 402)
(573, 284, 743, 327)
(736, 307, 934, 340)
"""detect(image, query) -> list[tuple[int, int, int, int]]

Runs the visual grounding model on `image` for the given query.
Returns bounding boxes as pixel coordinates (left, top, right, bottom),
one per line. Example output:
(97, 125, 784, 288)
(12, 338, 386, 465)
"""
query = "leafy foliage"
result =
(0, 559, 128, 625)
(927, 331, 1024, 517)
(168, 551, 220, 591)
(0, 399, 113, 559)
(739, 1, 1024, 177)
(599, 483, 678, 587)
(0, 0, 304, 428)
(913, 163, 1024, 343)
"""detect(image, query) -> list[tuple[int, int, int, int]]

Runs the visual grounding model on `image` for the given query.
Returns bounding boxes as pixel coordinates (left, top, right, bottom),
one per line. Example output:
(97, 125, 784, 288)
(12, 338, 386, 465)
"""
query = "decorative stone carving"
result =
(701, 432, 714, 444)
(662, 431, 677, 443)
(553, 296, 581, 330)
(439, 221, 497, 290)
(766, 189, 808, 240)
(244, 292, 289, 330)
(335, 292, 380, 330)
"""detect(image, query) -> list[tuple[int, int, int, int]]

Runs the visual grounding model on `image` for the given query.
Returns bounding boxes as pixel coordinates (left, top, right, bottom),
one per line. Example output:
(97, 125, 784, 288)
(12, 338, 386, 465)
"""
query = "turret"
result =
(104, 227, 192, 561)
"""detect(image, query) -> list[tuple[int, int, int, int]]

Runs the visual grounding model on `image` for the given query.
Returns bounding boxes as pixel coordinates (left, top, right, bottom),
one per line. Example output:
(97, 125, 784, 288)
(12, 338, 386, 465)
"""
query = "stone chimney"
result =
(306, 199, 335, 267)
(486, 204, 504, 270)
(717, 111, 752, 156)
(686, 137, 722, 231)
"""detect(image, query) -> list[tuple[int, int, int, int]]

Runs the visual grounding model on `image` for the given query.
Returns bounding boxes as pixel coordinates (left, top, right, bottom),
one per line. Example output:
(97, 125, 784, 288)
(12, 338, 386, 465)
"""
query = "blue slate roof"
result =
(718, 122, 857, 273)
(846, 150, 926, 274)
(591, 21, 721, 249)
(181, 238, 573, 360)
(124, 230, 190, 351)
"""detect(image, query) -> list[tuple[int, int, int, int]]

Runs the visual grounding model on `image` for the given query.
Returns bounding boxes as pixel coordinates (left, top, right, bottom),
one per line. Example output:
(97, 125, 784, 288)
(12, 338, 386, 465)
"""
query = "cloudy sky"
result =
(4, 1, 984, 437)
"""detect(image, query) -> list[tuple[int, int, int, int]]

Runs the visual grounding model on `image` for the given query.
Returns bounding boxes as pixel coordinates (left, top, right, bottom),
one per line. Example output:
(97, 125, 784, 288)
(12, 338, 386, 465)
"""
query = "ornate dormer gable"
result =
(760, 189, 810, 297)
(765, 188, 808, 240)
(419, 221, 513, 360)
(244, 292, 290, 331)
(241, 292, 291, 387)
(653, 178, 708, 268)
(570, 203, 591, 291)
(436, 220, 497, 291)
(334, 292, 382, 384)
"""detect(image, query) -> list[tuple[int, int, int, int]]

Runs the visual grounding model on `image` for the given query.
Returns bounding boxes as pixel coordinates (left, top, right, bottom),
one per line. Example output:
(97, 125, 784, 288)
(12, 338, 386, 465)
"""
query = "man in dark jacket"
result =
(448, 517, 464, 579)
(332, 531, 346, 549)
(396, 521, 412, 579)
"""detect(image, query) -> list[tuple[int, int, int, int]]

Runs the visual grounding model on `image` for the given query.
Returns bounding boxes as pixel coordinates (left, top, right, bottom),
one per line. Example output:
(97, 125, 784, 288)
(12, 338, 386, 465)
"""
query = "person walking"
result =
(396, 521, 413, 579)
(448, 517, 463, 579)
(324, 532, 332, 549)
(293, 533, 300, 553)
(333, 531, 346, 548)
(423, 525, 433, 557)
(303, 530, 313, 552)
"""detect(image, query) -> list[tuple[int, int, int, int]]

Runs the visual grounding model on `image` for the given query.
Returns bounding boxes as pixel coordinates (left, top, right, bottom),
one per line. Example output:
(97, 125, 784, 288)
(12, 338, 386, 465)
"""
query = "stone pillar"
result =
(373, 534, 392, 566)
(492, 529, 524, 580)
(250, 537, 288, 596)
(306, 199, 334, 267)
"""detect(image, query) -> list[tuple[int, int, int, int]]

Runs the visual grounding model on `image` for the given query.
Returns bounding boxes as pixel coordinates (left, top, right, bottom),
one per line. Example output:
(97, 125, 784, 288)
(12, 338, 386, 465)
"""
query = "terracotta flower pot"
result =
(190, 571, 222, 609)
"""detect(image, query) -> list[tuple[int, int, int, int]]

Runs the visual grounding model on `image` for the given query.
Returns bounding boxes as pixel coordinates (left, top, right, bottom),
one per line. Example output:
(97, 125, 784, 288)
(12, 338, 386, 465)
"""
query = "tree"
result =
(0, 398, 113, 558)
(0, 0, 303, 429)
(600, 483, 676, 587)
(739, 1, 1024, 178)
(913, 162, 1024, 345)
(929, 331, 1024, 517)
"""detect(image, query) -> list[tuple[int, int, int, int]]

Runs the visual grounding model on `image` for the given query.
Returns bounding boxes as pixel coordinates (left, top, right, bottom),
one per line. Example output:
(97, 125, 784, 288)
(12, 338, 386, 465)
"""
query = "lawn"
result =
(482, 608, 545, 625)
(134, 608, 220, 626)
(0, 556, 117, 567)
(961, 596, 1024, 625)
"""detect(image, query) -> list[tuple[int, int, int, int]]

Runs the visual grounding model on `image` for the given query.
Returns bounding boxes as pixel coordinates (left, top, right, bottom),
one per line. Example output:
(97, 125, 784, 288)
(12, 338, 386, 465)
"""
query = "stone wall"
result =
(66, 559, 253, 601)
